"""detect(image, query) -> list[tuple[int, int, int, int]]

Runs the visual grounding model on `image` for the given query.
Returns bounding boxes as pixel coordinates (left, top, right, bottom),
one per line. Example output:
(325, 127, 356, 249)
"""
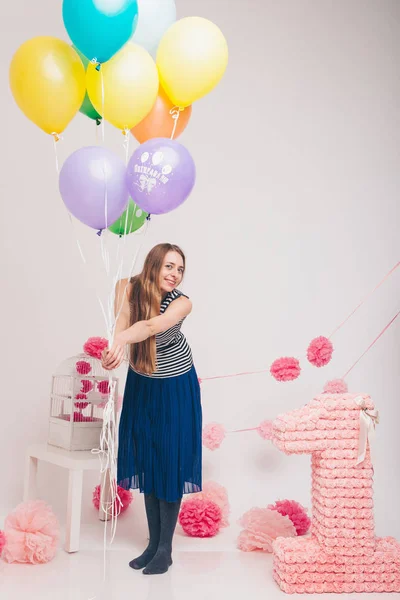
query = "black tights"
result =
(129, 493, 182, 575)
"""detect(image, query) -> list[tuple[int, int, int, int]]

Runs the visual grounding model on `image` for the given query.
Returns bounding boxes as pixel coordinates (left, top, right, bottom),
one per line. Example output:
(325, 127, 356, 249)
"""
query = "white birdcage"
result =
(48, 353, 119, 451)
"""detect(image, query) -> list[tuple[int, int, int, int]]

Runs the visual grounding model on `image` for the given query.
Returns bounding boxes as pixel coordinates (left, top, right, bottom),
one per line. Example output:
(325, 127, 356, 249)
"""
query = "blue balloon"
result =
(63, 0, 138, 64)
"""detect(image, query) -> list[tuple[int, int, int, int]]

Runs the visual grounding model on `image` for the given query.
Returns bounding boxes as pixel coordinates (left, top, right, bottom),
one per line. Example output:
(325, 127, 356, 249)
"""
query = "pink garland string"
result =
(328, 260, 400, 339)
(229, 427, 259, 433)
(342, 308, 400, 380)
(200, 368, 268, 383)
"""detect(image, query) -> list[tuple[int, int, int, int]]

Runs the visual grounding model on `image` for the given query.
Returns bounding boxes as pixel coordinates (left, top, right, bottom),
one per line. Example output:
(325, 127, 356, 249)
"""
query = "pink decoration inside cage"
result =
(98, 380, 110, 395)
(271, 392, 400, 593)
(75, 360, 92, 375)
(58, 413, 100, 423)
(80, 380, 94, 394)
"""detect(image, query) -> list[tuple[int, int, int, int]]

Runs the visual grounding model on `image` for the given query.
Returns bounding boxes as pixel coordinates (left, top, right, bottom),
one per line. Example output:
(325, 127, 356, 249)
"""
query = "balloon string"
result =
(342, 307, 400, 380)
(52, 132, 119, 570)
(113, 217, 152, 336)
(122, 129, 130, 164)
(328, 260, 400, 339)
(52, 134, 86, 263)
(119, 200, 137, 275)
(94, 220, 152, 575)
(170, 107, 182, 140)
(100, 69, 105, 144)
(115, 128, 135, 316)
(52, 134, 60, 171)
(95, 218, 152, 569)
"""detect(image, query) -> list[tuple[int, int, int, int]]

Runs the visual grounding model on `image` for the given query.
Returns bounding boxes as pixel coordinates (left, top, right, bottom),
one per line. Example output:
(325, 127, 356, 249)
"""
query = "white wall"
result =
(1, 0, 399, 543)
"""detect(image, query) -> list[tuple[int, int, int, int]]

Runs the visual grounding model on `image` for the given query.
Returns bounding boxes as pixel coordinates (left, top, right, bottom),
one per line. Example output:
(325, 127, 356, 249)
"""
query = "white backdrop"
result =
(1, 0, 399, 545)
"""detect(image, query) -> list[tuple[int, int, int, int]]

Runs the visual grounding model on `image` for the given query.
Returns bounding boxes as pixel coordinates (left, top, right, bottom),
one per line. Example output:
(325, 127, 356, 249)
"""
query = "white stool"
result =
(23, 443, 111, 553)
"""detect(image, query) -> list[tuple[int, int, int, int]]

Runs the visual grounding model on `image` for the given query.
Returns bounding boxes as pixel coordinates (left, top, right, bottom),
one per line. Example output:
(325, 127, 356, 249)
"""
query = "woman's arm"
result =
(114, 278, 131, 335)
(118, 296, 192, 345)
(102, 291, 192, 369)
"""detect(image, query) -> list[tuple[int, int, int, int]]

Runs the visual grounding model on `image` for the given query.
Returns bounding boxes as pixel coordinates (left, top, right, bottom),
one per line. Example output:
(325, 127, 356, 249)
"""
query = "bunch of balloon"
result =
(9, 0, 149, 234)
(9, 0, 229, 232)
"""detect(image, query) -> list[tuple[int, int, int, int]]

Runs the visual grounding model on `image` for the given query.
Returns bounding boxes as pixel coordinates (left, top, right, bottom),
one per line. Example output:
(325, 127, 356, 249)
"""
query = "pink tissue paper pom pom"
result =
(323, 378, 348, 394)
(179, 498, 222, 537)
(0, 530, 6, 556)
(98, 380, 110, 395)
(270, 357, 301, 382)
(258, 420, 274, 440)
(74, 401, 89, 410)
(2, 500, 60, 564)
(237, 507, 296, 553)
(92, 485, 133, 515)
(81, 380, 94, 394)
(75, 360, 92, 375)
(189, 481, 230, 527)
(268, 499, 311, 536)
(307, 336, 334, 367)
(83, 336, 108, 359)
(202, 422, 226, 450)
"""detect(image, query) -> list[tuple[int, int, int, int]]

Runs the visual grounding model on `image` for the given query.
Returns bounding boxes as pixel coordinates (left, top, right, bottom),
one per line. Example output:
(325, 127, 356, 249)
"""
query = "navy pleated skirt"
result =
(117, 365, 202, 502)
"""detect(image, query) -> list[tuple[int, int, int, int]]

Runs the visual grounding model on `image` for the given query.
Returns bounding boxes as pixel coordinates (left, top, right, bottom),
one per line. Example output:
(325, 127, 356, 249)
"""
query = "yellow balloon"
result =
(87, 43, 159, 131)
(9, 37, 85, 135)
(157, 17, 228, 108)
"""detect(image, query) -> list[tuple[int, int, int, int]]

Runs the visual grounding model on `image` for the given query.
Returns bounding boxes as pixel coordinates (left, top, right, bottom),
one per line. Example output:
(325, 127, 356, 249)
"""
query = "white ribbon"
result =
(354, 396, 379, 465)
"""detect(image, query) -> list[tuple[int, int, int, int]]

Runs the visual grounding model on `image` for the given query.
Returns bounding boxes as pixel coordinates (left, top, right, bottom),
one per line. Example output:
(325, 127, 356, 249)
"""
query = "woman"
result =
(101, 243, 202, 575)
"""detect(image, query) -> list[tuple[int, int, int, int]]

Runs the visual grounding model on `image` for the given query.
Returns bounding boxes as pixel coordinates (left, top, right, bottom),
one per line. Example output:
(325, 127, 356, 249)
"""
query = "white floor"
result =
(1, 518, 399, 600)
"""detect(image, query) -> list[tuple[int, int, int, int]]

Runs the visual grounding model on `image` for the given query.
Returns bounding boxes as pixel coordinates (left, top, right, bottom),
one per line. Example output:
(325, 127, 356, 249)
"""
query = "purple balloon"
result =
(126, 138, 196, 215)
(59, 146, 129, 230)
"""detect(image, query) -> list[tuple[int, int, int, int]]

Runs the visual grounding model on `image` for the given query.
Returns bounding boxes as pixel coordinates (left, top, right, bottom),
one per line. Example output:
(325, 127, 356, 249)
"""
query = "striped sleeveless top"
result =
(132, 288, 193, 379)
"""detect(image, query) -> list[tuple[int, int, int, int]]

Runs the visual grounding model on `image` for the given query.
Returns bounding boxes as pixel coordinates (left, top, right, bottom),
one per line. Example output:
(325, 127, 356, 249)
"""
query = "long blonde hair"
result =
(129, 243, 186, 374)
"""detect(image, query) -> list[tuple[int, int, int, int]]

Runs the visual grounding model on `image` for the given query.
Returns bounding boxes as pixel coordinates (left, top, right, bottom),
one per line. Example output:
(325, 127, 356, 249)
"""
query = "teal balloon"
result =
(73, 47, 102, 123)
(63, 0, 139, 64)
(109, 200, 148, 236)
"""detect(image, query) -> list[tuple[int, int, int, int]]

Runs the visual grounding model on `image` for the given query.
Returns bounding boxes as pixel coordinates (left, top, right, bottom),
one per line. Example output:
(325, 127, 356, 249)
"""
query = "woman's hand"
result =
(101, 336, 126, 371)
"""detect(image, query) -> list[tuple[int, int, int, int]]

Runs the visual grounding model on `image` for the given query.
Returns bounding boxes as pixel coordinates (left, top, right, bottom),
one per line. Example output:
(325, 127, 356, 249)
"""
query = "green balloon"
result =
(109, 200, 148, 236)
(73, 46, 102, 123)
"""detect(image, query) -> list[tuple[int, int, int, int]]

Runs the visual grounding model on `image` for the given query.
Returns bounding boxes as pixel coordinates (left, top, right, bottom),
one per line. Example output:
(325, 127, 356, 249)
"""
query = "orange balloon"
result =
(130, 87, 192, 143)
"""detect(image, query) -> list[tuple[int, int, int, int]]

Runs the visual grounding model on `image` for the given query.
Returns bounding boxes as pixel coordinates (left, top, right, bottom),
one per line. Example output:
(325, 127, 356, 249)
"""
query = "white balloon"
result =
(131, 0, 176, 58)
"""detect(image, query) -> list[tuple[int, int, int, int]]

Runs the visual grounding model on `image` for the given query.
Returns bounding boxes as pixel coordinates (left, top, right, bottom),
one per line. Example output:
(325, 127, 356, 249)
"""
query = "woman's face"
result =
(159, 251, 185, 294)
